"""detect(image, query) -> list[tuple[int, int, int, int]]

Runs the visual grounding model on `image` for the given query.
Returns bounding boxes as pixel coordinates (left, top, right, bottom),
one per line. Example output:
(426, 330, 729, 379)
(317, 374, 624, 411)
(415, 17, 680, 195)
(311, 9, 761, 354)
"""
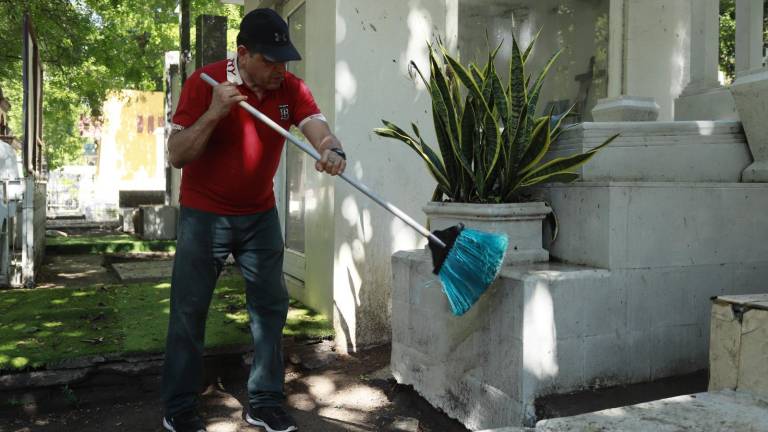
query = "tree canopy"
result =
(0, 0, 242, 169)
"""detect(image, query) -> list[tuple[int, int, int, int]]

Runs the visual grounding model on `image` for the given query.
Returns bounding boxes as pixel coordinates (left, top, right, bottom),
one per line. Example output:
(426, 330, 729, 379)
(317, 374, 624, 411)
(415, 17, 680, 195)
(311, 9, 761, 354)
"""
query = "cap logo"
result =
(274, 32, 288, 42)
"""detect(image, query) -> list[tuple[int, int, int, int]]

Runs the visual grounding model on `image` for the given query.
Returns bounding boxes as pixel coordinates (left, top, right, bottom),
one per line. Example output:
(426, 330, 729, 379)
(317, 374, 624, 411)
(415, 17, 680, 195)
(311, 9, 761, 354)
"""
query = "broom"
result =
(200, 73, 508, 316)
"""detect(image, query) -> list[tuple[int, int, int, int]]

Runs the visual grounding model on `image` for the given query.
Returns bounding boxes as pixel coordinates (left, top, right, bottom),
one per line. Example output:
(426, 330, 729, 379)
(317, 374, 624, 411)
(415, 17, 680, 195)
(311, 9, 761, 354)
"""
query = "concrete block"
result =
(578, 277, 626, 337)
(622, 267, 717, 332)
(392, 342, 524, 430)
(710, 294, 768, 395)
(731, 261, 768, 296)
(120, 207, 138, 233)
(552, 121, 749, 182)
(111, 260, 173, 282)
(550, 337, 584, 391)
(541, 182, 768, 270)
(650, 325, 701, 380)
(582, 334, 630, 387)
(708, 302, 741, 391)
(626, 330, 651, 382)
(391, 253, 766, 428)
(391, 252, 612, 429)
(137, 205, 177, 240)
(738, 308, 768, 396)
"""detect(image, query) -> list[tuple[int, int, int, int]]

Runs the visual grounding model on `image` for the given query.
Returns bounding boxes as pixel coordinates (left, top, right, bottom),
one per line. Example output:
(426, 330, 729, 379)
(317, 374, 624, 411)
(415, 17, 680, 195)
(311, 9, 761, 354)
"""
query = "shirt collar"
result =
(226, 52, 243, 85)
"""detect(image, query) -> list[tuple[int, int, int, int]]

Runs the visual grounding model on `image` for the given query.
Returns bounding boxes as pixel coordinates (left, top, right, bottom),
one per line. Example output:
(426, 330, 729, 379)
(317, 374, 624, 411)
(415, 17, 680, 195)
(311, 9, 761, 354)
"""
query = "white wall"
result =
(625, 0, 690, 121)
(332, 0, 455, 351)
(459, 0, 610, 120)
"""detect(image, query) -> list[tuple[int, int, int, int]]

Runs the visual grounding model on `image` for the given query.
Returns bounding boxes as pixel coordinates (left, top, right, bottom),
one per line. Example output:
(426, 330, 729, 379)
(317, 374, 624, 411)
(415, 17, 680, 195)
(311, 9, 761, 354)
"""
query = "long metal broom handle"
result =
(199, 73, 446, 249)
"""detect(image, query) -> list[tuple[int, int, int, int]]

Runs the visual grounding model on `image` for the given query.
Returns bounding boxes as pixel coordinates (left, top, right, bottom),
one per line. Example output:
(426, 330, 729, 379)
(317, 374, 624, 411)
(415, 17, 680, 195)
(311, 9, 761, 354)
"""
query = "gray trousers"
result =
(162, 206, 288, 416)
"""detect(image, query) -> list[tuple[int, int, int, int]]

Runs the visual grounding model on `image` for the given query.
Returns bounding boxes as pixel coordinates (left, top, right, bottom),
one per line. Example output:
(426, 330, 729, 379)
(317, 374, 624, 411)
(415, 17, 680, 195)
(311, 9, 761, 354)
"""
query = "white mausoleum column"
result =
(731, 0, 768, 181)
(592, 0, 660, 122)
(735, 0, 764, 75)
(684, 0, 720, 92)
(606, 0, 625, 98)
(674, 0, 738, 120)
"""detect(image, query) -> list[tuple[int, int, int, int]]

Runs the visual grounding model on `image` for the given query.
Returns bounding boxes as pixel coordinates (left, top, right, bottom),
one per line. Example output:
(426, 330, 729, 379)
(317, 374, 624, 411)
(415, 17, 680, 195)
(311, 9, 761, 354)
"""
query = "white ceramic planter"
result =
(423, 201, 551, 265)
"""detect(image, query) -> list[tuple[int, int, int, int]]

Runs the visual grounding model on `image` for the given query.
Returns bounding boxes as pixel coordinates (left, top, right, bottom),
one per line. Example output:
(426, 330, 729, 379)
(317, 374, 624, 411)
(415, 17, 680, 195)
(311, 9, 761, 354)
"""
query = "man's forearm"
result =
(168, 111, 221, 168)
(301, 118, 342, 153)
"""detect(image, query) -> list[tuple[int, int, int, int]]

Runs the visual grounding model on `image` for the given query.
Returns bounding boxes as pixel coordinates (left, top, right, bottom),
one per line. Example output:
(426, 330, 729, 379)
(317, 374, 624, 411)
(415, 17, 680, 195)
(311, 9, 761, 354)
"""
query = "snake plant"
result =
(374, 34, 617, 203)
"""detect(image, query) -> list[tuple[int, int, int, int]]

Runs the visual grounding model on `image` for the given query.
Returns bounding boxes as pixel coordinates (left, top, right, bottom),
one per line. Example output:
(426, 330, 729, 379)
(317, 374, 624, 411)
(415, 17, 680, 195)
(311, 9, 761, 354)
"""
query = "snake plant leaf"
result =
(432, 184, 444, 202)
(460, 96, 477, 167)
(374, 121, 451, 190)
(550, 104, 577, 142)
(429, 50, 474, 183)
(522, 27, 542, 65)
(428, 75, 461, 181)
(522, 133, 619, 182)
(490, 63, 508, 129)
(429, 48, 460, 136)
(471, 63, 485, 85)
(411, 122, 450, 182)
(498, 102, 526, 199)
(527, 50, 562, 118)
(481, 69, 494, 109)
(442, 45, 485, 101)
(519, 112, 552, 175)
(506, 37, 526, 168)
(521, 172, 579, 188)
(409, 60, 430, 89)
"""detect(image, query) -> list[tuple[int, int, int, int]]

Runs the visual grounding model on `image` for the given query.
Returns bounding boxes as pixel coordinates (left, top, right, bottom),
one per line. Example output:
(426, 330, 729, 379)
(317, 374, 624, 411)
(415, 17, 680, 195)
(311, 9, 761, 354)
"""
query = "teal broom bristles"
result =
(437, 228, 508, 315)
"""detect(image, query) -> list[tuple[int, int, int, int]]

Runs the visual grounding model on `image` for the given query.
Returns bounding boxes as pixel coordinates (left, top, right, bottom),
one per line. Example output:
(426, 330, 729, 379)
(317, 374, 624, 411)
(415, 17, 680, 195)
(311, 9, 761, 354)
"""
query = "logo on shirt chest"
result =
(278, 104, 290, 121)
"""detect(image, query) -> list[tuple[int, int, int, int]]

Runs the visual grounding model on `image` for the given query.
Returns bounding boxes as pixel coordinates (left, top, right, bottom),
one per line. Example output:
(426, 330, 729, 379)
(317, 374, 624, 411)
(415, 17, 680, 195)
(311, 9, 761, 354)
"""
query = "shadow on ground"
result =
(0, 345, 469, 432)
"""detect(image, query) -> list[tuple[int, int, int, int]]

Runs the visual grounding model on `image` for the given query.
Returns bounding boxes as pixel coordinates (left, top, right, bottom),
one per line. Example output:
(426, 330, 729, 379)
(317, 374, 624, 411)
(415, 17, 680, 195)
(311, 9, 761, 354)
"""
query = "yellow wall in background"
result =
(99, 90, 165, 192)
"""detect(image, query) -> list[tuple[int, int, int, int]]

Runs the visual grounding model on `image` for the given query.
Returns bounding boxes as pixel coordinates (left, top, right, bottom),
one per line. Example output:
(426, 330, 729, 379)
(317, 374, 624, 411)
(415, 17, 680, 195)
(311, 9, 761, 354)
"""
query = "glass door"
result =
(282, 2, 307, 282)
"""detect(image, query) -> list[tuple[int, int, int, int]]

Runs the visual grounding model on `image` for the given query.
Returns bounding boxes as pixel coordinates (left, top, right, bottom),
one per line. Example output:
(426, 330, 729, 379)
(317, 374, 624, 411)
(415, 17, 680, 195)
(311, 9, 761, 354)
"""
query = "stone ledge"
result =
(551, 122, 749, 182)
(539, 182, 768, 270)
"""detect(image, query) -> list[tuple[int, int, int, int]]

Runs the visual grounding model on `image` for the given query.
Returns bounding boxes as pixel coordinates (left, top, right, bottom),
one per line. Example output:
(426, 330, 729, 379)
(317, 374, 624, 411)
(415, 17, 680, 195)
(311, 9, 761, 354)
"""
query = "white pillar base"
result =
(591, 96, 660, 122)
(742, 160, 768, 182)
(674, 85, 738, 121)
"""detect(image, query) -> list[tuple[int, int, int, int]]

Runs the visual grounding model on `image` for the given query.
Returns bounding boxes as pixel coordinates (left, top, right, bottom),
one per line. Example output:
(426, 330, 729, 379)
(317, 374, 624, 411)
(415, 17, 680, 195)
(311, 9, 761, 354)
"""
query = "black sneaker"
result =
(245, 405, 298, 432)
(162, 409, 207, 432)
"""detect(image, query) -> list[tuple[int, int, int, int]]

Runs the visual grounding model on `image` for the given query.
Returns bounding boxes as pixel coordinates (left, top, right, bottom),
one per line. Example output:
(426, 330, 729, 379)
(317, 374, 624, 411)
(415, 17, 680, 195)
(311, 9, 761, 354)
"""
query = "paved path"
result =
(537, 390, 768, 432)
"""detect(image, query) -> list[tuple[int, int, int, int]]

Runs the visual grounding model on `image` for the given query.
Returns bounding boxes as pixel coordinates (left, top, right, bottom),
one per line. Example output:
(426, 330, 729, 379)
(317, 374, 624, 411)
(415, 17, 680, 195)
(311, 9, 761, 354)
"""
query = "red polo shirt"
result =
(172, 57, 321, 215)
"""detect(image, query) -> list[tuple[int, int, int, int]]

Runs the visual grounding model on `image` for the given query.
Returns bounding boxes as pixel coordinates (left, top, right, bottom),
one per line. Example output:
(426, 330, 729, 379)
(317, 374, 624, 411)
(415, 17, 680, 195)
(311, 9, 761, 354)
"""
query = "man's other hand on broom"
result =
(301, 117, 347, 176)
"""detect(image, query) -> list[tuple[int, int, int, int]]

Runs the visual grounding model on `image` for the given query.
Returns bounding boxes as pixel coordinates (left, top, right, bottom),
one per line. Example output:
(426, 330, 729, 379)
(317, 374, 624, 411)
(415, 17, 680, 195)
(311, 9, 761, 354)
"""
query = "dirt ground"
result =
(1, 232, 470, 432)
(1, 344, 470, 432)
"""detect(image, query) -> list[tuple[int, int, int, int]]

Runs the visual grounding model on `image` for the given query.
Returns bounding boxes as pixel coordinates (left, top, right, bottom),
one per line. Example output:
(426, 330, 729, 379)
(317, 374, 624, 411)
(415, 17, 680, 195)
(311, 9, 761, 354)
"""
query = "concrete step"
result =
(111, 260, 173, 282)
(551, 121, 750, 182)
(536, 390, 768, 431)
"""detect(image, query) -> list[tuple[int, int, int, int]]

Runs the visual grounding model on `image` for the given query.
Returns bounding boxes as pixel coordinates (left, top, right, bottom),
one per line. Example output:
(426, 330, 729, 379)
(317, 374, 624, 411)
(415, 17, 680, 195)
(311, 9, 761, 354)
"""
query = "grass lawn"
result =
(0, 277, 333, 372)
(46, 234, 176, 254)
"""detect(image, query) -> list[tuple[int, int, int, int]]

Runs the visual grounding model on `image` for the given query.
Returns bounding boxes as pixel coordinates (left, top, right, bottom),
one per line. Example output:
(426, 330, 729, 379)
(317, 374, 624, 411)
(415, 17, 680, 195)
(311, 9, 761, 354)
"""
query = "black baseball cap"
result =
(238, 8, 301, 62)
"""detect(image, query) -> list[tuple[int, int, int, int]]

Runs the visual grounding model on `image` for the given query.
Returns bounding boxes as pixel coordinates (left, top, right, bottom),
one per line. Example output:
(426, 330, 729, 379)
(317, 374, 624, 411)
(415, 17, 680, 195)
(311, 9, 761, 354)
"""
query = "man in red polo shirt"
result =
(161, 9, 345, 432)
